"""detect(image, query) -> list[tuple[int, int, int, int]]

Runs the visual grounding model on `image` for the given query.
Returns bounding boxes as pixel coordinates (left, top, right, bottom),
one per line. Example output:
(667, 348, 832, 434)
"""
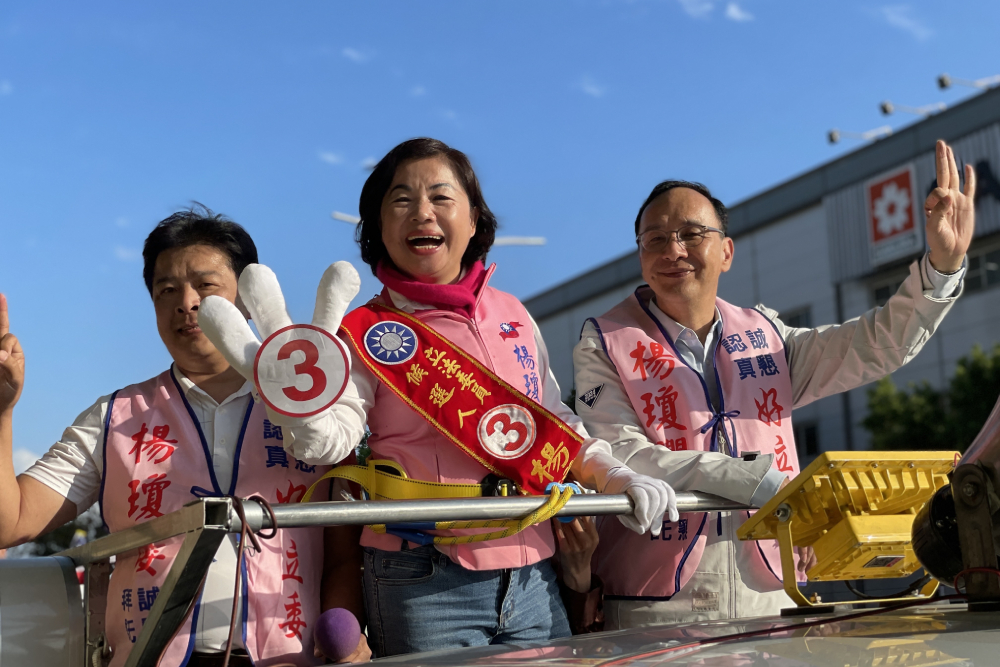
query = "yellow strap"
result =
(300, 458, 568, 545)
(369, 484, 574, 545)
(301, 459, 483, 503)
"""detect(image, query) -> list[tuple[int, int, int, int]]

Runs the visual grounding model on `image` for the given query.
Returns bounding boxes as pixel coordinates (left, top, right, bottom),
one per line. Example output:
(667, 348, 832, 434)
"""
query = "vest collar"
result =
(647, 298, 723, 348)
(169, 364, 253, 407)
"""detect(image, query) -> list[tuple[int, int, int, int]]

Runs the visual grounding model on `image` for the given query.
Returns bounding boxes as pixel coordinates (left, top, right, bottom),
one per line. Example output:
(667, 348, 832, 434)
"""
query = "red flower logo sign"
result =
(868, 168, 916, 243)
(865, 164, 923, 266)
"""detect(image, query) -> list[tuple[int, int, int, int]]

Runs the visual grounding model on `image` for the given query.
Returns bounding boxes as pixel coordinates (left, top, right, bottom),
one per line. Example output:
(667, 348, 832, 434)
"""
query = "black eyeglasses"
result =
(635, 224, 725, 252)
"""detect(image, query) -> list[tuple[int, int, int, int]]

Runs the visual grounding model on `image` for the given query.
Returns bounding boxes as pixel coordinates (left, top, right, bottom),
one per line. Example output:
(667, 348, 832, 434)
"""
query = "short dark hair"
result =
(142, 203, 258, 294)
(356, 137, 498, 276)
(634, 180, 729, 237)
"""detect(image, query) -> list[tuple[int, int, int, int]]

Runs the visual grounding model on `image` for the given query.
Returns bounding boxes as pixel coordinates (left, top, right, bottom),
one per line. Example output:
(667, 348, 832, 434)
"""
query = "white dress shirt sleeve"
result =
(20, 395, 109, 513)
(749, 467, 788, 508)
(922, 253, 965, 298)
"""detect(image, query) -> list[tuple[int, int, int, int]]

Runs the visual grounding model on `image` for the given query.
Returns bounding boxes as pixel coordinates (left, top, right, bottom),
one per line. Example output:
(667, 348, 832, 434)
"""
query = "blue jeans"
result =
(362, 545, 571, 657)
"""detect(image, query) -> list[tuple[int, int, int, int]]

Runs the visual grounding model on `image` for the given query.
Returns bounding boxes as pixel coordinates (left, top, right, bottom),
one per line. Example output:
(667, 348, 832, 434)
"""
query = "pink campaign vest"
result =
(352, 265, 555, 570)
(100, 370, 330, 667)
(591, 288, 801, 599)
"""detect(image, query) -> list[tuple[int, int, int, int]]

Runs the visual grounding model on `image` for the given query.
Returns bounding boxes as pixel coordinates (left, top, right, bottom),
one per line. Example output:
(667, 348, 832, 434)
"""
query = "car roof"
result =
(370, 602, 998, 666)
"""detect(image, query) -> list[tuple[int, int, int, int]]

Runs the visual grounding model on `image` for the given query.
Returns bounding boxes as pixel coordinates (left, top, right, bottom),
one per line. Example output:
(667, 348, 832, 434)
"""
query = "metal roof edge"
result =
(728, 85, 1000, 236)
(524, 250, 641, 320)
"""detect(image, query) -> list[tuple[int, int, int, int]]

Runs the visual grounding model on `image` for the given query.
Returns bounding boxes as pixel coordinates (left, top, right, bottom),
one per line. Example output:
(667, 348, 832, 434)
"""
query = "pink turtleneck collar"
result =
(376, 261, 489, 319)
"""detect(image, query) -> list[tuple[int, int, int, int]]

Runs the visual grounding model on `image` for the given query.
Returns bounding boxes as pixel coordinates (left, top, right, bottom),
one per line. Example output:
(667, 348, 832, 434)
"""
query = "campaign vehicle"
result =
(3, 399, 999, 667)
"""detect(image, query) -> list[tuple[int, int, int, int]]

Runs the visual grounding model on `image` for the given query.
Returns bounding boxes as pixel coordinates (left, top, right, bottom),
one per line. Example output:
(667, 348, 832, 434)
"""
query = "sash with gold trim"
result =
(340, 303, 583, 495)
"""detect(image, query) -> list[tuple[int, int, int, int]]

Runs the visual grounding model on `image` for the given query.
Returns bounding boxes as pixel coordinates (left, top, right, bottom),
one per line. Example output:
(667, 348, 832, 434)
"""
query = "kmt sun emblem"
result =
(364, 321, 417, 365)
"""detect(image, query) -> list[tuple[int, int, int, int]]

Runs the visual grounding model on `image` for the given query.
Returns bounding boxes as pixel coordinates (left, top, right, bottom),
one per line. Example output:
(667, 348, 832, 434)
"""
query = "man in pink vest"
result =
(0, 207, 355, 667)
(577, 140, 977, 627)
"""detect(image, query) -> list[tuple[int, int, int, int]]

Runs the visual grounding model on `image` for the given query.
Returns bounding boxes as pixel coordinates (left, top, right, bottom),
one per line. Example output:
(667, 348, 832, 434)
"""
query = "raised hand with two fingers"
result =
(925, 139, 977, 274)
(0, 294, 25, 416)
(197, 261, 361, 461)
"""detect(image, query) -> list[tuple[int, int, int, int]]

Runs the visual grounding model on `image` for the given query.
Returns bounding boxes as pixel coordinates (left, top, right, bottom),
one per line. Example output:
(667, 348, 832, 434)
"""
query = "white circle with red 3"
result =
(253, 324, 350, 418)
(477, 404, 537, 459)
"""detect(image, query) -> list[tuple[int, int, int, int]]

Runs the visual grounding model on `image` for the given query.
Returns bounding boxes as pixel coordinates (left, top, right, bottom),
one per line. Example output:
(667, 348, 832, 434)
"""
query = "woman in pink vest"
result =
(195, 137, 678, 656)
(332, 138, 678, 656)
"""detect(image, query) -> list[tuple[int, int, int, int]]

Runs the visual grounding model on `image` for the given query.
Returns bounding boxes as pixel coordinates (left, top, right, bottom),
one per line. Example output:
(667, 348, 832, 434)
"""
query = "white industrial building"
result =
(525, 85, 1000, 463)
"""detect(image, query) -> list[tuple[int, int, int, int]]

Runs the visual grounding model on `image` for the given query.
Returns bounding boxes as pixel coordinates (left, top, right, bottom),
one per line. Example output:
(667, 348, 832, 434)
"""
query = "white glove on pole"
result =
(602, 467, 679, 536)
(198, 261, 361, 428)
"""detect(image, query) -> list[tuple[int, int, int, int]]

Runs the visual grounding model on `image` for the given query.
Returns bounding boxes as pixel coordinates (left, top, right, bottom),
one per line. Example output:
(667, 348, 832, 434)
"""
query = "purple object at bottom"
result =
(314, 608, 361, 662)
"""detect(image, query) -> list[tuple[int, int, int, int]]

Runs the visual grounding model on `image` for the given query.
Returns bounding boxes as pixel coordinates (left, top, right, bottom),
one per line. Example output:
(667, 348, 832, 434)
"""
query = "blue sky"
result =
(2, 0, 999, 466)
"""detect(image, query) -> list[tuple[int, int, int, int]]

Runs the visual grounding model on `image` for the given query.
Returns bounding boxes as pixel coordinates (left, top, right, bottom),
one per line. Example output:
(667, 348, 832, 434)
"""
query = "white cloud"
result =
(880, 5, 932, 41)
(678, 0, 714, 18)
(331, 211, 361, 224)
(0, 80, 12, 96)
(579, 76, 607, 98)
(411, 85, 427, 97)
(318, 151, 344, 165)
(361, 157, 378, 170)
(114, 245, 140, 262)
(115, 216, 129, 228)
(342, 47, 370, 63)
(725, 2, 753, 21)
(13, 448, 38, 475)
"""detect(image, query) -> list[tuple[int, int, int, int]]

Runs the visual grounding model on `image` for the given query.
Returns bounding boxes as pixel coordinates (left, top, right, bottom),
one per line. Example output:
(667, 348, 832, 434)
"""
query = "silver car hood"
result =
(371, 602, 995, 667)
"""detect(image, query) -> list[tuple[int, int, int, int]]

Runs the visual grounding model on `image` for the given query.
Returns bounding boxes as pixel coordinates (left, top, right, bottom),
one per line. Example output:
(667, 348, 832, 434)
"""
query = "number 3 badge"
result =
(255, 324, 350, 418)
(197, 261, 360, 424)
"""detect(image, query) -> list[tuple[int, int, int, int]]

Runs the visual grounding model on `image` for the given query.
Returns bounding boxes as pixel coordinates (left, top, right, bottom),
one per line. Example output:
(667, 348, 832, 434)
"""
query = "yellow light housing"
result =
(737, 451, 957, 607)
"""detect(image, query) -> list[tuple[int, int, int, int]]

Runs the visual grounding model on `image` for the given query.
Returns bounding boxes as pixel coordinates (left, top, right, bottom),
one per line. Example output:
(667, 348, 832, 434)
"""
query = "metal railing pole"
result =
(257, 492, 752, 530)
(57, 493, 753, 666)
(60, 493, 753, 565)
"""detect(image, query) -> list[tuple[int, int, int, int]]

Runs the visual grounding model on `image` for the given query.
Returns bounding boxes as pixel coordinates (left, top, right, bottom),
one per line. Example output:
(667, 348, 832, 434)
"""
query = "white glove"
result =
(603, 467, 679, 536)
(197, 261, 361, 429)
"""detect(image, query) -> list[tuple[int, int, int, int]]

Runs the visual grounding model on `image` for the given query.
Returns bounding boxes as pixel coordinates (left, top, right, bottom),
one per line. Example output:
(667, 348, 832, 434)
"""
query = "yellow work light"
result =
(738, 451, 957, 610)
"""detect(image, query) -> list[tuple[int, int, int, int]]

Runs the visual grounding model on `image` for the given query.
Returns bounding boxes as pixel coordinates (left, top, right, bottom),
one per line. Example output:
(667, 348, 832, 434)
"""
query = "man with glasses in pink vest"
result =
(0, 208, 361, 667)
(575, 140, 976, 627)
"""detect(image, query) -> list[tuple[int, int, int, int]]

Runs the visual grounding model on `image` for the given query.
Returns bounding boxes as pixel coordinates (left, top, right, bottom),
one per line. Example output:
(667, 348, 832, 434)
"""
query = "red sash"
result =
(340, 304, 583, 495)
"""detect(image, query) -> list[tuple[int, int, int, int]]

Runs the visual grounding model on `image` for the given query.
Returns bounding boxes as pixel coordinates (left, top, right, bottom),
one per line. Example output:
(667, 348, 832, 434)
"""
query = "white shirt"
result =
(23, 367, 253, 653)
